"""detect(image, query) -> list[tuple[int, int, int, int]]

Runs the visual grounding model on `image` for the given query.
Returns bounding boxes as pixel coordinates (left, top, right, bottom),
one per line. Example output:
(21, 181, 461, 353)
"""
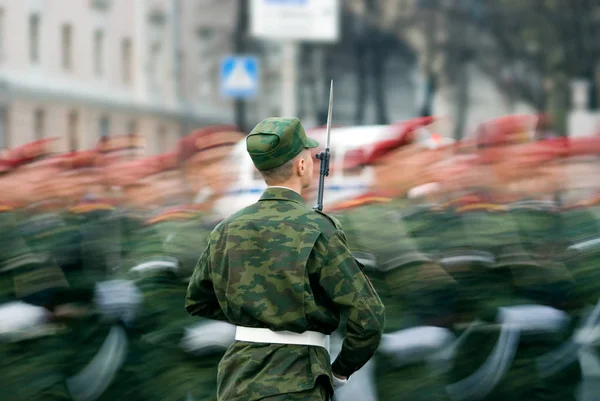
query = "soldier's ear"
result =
(298, 156, 305, 175)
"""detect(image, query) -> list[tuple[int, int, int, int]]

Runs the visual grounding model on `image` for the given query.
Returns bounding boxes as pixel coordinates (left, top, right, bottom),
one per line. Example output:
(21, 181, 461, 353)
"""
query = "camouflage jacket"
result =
(186, 187, 385, 400)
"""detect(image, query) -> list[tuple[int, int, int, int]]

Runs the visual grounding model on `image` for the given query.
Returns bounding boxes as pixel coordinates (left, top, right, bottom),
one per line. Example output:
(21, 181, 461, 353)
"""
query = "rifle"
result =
(314, 80, 334, 212)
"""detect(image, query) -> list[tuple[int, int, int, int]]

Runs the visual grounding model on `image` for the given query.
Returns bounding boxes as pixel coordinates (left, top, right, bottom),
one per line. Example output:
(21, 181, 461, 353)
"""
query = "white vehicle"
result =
(213, 119, 452, 219)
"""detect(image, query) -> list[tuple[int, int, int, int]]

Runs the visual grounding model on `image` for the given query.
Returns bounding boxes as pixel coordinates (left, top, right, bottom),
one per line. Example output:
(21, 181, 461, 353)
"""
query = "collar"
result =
(259, 187, 306, 205)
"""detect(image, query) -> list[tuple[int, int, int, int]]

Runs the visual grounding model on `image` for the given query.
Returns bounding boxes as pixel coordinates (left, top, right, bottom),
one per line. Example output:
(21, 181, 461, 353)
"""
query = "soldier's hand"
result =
(52, 304, 89, 320)
(332, 373, 348, 389)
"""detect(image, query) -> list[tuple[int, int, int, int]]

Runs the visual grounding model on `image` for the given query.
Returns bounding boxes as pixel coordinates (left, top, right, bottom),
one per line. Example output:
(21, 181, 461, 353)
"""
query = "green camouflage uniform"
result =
(402, 202, 443, 257)
(558, 198, 600, 401)
(440, 194, 576, 401)
(186, 117, 385, 401)
(57, 201, 143, 401)
(186, 188, 385, 400)
(0, 205, 73, 401)
(127, 206, 234, 401)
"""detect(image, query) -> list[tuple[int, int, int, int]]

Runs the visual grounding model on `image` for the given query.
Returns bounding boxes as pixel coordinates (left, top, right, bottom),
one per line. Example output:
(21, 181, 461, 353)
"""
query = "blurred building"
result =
(0, 0, 227, 153)
(341, 0, 535, 136)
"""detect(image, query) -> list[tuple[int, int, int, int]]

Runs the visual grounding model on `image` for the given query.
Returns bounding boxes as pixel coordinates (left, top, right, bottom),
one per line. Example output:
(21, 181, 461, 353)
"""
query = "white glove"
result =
(94, 280, 142, 326)
(332, 374, 348, 389)
(0, 301, 49, 337)
(180, 321, 236, 355)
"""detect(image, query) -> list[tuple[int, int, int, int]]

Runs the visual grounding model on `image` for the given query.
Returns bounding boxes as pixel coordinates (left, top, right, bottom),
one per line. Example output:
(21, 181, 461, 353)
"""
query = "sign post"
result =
(220, 56, 260, 99)
(249, 0, 340, 118)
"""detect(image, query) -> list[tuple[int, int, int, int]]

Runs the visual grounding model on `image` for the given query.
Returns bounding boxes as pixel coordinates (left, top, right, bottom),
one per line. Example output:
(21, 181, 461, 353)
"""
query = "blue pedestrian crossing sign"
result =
(220, 56, 259, 99)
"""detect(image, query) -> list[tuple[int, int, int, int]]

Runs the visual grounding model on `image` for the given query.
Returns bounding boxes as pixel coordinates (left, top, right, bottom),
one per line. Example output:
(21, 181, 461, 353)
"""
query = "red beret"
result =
(6, 138, 60, 167)
(512, 137, 568, 166)
(154, 151, 178, 172)
(565, 136, 600, 157)
(362, 116, 437, 165)
(476, 114, 539, 147)
(96, 134, 145, 154)
(0, 158, 15, 175)
(57, 150, 100, 170)
(177, 125, 244, 163)
(116, 151, 180, 186)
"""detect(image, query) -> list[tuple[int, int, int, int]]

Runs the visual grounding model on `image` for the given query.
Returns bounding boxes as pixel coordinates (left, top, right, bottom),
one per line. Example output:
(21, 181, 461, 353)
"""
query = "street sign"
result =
(220, 56, 259, 99)
(250, 0, 340, 42)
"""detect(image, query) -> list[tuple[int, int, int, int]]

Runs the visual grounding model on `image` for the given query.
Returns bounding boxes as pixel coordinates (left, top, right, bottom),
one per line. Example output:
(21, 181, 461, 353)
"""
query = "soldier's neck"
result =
(267, 182, 302, 196)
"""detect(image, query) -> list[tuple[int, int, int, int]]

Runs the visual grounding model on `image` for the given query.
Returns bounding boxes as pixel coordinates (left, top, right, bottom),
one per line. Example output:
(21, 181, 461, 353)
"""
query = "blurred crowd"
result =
(2, 114, 600, 401)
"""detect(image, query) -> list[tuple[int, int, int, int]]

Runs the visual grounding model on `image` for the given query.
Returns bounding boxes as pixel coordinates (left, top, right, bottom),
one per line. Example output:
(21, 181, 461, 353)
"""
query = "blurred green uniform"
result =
(331, 194, 457, 401)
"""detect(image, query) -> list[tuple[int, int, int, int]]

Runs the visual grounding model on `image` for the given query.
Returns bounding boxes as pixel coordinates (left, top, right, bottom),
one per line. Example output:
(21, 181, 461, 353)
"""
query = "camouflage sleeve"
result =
(319, 230, 386, 378)
(185, 243, 228, 321)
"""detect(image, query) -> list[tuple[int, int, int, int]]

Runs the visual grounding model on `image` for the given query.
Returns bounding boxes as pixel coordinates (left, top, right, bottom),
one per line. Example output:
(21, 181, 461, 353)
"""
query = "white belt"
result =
(235, 326, 330, 352)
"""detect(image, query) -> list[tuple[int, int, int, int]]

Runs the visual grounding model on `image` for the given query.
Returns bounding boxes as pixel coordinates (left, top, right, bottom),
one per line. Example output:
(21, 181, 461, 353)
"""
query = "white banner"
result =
(250, 0, 340, 42)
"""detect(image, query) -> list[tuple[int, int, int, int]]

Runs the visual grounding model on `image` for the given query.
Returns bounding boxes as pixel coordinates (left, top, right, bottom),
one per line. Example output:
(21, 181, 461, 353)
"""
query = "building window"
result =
(149, 41, 161, 94)
(127, 119, 137, 134)
(62, 24, 72, 70)
(157, 125, 167, 152)
(197, 27, 214, 45)
(29, 14, 40, 63)
(34, 109, 45, 139)
(99, 115, 110, 137)
(122, 38, 132, 84)
(0, 107, 8, 148)
(68, 110, 78, 151)
(0, 8, 5, 59)
(93, 29, 103, 77)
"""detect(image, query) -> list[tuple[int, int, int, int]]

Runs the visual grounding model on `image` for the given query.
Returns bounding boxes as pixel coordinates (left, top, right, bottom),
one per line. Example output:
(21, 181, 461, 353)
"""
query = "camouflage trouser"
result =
(261, 379, 330, 401)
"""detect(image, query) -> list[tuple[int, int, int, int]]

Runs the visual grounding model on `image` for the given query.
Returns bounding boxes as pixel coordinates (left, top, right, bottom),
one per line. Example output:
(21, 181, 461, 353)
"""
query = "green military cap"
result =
(246, 117, 319, 170)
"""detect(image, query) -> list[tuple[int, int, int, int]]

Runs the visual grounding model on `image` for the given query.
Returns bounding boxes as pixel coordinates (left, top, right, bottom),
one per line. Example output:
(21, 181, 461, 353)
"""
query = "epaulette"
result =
(439, 194, 486, 211)
(68, 202, 116, 214)
(0, 203, 13, 212)
(327, 195, 391, 213)
(186, 203, 213, 212)
(314, 209, 343, 231)
(507, 200, 558, 212)
(456, 203, 506, 213)
(145, 208, 197, 225)
(571, 194, 600, 209)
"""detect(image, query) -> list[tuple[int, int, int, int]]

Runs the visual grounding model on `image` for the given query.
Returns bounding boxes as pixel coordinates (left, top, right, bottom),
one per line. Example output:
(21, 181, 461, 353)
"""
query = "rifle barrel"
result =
(325, 80, 333, 149)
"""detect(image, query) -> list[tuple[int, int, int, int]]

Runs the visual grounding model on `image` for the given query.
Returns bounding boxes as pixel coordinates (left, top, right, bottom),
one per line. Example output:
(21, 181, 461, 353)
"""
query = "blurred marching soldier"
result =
(0, 139, 80, 276)
(176, 126, 244, 213)
(115, 152, 234, 401)
(439, 123, 577, 401)
(553, 136, 600, 401)
(170, 128, 252, 400)
(327, 121, 457, 401)
(0, 147, 75, 401)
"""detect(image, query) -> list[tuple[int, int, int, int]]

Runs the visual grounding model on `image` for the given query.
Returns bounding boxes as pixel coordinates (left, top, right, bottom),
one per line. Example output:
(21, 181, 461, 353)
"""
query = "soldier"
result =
(115, 152, 234, 401)
(59, 149, 145, 401)
(0, 147, 75, 401)
(439, 127, 577, 401)
(326, 126, 457, 401)
(553, 136, 600, 401)
(176, 125, 244, 211)
(186, 117, 385, 401)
